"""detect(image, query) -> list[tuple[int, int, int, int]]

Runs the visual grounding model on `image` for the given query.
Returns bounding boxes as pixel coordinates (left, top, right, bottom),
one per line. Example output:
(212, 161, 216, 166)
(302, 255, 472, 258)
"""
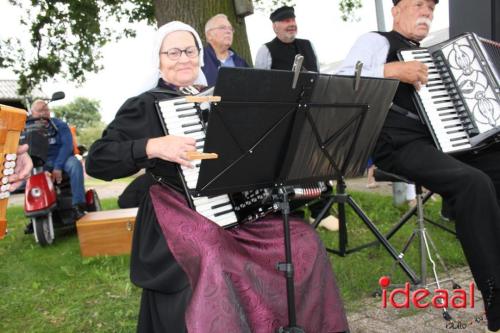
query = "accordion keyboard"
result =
(157, 97, 239, 227)
(399, 49, 473, 153)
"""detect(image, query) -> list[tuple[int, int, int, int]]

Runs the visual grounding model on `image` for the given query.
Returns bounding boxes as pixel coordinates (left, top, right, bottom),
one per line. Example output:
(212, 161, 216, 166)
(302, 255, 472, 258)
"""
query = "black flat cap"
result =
(270, 6, 295, 22)
(393, 0, 438, 4)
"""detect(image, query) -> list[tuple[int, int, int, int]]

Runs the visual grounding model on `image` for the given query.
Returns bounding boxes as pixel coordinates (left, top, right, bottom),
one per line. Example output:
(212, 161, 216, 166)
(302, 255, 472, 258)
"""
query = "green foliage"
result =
(50, 97, 105, 150)
(77, 122, 107, 149)
(339, 0, 363, 21)
(2, 0, 155, 95)
(52, 97, 102, 128)
(1, 0, 363, 96)
(254, 0, 296, 12)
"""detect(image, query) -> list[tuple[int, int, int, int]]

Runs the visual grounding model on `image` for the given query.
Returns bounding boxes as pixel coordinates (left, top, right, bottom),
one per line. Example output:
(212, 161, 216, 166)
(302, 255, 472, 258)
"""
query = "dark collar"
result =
(205, 43, 236, 60)
(391, 30, 421, 47)
(152, 79, 207, 95)
(272, 37, 296, 45)
(158, 79, 178, 92)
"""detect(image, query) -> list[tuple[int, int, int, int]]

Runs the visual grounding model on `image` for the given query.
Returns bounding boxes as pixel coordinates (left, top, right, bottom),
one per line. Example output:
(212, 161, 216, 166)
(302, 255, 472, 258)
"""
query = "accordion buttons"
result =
(4, 161, 16, 169)
(5, 154, 17, 161)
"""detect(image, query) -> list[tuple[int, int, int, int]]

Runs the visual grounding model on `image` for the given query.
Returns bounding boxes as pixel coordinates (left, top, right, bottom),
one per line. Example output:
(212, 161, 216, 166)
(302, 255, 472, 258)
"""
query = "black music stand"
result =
(195, 67, 411, 331)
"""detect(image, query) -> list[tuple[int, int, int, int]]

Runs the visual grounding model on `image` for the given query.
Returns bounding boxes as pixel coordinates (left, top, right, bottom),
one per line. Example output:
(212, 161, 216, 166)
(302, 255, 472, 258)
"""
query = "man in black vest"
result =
(254, 5, 319, 72)
(256, 6, 338, 230)
(338, 0, 500, 331)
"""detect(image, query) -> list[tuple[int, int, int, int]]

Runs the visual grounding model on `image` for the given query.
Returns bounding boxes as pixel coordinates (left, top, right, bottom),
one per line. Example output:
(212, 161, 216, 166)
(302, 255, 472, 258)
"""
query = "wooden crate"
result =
(76, 208, 138, 257)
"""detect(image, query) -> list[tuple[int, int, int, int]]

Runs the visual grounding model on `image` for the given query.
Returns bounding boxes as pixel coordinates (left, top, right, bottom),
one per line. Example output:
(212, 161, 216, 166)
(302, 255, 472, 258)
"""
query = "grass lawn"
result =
(0, 199, 139, 333)
(0, 191, 467, 332)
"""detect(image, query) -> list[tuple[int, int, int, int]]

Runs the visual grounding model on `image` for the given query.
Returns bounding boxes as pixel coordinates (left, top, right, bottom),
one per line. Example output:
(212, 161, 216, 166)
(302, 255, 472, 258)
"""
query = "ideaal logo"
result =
(378, 276, 476, 309)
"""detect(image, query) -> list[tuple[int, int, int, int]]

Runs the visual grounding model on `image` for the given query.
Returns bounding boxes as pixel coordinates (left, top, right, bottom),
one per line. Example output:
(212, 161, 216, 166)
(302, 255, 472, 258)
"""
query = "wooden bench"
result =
(76, 208, 138, 257)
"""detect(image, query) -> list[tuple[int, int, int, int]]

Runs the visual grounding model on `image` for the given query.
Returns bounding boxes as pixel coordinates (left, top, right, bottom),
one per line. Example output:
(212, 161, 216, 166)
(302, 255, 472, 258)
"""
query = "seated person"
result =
(31, 100, 87, 219)
(86, 21, 348, 333)
(337, 0, 500, 330)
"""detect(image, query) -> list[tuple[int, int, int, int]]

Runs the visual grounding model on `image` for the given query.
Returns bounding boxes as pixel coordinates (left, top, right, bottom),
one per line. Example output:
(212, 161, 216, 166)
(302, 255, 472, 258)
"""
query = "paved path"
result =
(346, 266, 488, 332)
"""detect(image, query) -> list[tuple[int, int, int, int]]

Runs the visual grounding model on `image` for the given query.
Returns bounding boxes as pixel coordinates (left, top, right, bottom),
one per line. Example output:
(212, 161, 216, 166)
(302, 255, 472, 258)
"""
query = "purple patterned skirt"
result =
(150, 185, 348, 333)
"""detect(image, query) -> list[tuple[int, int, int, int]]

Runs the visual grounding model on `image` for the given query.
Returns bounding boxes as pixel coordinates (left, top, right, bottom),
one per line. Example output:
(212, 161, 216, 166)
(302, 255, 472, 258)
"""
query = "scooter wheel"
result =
(33, 216, 54, 246)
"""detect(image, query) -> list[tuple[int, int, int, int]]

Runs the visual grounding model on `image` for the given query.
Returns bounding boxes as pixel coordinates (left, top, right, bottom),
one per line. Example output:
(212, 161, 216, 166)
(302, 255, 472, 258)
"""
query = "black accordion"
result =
(154, 93, 325, 229)
(398, 32, 500, 153)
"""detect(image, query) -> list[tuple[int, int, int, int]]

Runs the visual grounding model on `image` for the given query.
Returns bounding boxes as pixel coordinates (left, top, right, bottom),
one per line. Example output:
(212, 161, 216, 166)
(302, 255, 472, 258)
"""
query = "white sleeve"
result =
(254, 45, 272, 69)
(335, 32, 390, 78)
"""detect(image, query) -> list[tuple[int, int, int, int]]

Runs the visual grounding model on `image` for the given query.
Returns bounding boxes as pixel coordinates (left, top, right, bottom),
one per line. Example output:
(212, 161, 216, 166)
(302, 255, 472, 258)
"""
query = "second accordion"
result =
(398, 32, 500, 154)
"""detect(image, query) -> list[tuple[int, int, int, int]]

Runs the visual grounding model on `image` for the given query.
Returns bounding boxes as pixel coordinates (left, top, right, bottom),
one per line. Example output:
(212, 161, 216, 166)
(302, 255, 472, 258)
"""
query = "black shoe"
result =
(440, 200, 454, 221)
(24, 222, 33, 234)
(72, 205, 86, 220)
(486, 292, 500, 331)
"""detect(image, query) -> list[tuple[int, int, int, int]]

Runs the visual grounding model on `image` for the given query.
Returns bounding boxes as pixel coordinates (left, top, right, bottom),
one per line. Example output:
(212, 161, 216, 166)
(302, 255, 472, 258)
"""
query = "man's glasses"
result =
(209, 26, 235, 33)
(160, 46, 200, 60)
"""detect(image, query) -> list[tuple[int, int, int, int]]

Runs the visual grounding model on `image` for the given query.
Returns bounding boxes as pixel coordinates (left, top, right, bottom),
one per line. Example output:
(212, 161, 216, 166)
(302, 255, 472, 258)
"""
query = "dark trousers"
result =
(374, 136, 500, 292)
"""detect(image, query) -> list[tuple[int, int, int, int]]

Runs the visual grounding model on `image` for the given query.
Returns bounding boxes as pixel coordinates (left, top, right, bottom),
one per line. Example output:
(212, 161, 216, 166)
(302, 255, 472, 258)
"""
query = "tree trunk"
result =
(153, 0, 253, 65)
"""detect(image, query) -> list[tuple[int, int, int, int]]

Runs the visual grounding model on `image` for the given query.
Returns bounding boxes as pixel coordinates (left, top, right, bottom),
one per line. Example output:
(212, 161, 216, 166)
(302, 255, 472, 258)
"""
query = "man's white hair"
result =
(205, 14, 229, 33)
(31, 99, 47, 112)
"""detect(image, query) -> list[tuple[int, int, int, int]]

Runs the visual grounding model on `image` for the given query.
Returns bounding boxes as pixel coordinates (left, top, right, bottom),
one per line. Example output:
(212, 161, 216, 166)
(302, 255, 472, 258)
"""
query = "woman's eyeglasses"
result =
(160, 46, 200, 60)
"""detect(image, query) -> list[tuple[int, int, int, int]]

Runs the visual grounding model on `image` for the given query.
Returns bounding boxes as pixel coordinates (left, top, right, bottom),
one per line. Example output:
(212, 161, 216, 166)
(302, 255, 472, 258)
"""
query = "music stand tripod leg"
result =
(275, 188, 305, 333)
(416, 190, 454, 320)
(384, 187, 455, 320)
(313, 177, 420, 283)
(311, 195, 336, 229)
(311, 183, 348, 256)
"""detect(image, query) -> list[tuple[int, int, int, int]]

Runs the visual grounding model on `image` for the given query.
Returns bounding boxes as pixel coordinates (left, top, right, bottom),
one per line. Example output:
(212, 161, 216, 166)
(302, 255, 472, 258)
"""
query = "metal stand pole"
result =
(276, 188, 305, 333)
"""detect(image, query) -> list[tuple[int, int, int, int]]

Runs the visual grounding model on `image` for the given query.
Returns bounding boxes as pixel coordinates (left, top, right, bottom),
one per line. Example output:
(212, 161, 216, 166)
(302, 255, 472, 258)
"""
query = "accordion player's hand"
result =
(8, 144, 34, 192)
(146, 135, 197, 168)
(385, 60, 428, 90)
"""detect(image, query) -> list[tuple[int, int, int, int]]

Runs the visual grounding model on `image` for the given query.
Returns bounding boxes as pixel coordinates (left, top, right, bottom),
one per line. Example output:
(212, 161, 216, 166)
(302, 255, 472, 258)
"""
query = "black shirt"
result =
(86, 80, 183, 189)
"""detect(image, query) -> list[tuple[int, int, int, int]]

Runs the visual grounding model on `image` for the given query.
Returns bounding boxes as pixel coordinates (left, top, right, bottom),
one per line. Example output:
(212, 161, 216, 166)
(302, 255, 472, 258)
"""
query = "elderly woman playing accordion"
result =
(86, 21, 348, 333)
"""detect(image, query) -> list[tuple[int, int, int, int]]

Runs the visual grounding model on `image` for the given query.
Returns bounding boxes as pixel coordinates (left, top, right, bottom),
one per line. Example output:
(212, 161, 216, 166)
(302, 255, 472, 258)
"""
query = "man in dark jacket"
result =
(202, 13, 249, 86)
(255, 5, 319, 72)
(31, 100, 86, 219)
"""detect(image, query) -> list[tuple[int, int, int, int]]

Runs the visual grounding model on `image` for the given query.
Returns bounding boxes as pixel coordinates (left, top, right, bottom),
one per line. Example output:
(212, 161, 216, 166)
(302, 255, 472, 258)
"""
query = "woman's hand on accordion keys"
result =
(146, 135, 197, 168)
(8, 144, 33, 192)
(384, 60, 428, 91)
